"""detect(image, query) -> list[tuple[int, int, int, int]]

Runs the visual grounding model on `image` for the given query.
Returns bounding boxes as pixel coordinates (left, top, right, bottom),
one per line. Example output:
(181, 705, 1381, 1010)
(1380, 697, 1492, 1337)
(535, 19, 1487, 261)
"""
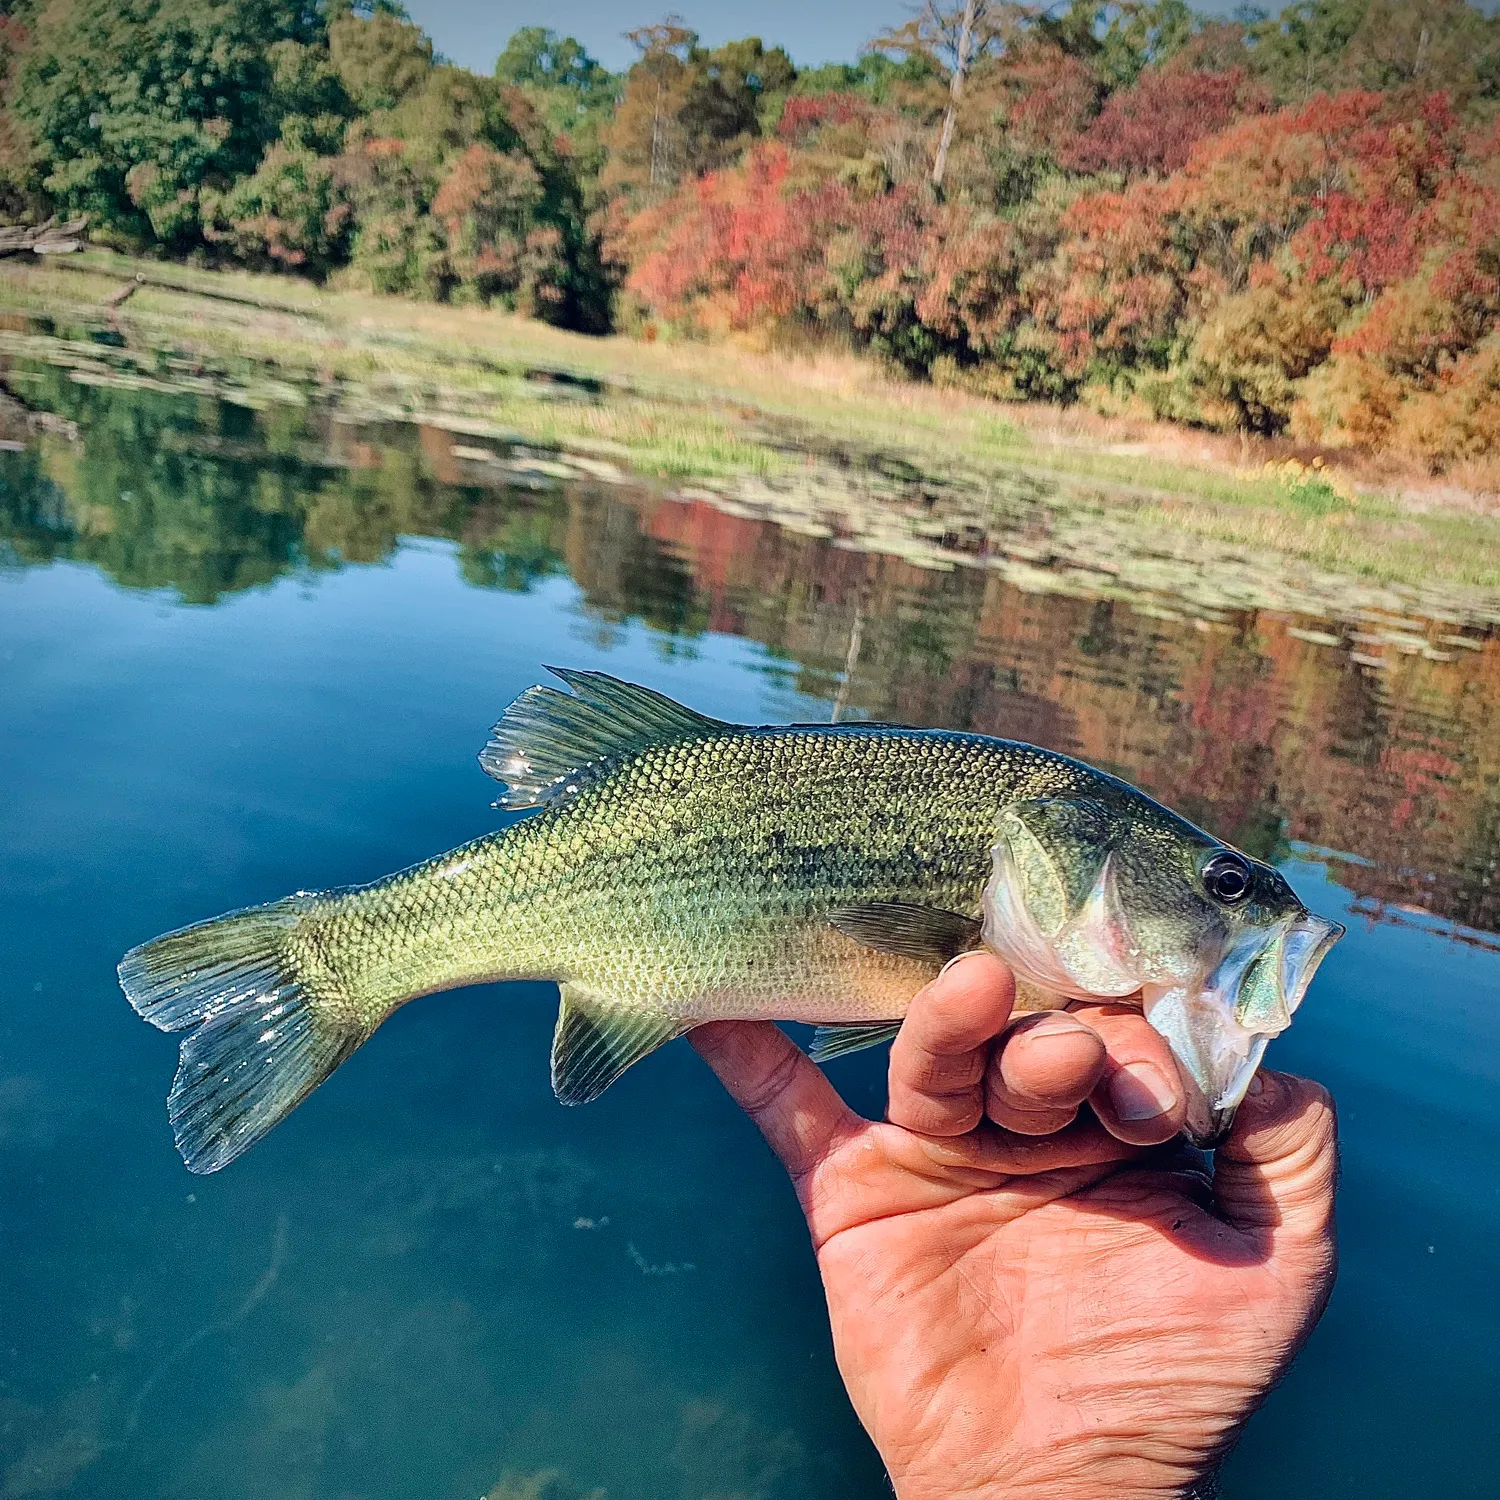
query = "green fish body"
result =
(121, 671, 1342, 1172)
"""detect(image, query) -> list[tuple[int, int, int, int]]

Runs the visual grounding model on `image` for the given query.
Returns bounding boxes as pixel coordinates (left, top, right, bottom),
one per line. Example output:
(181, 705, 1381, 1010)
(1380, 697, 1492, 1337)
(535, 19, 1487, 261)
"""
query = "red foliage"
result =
(1005, 51, 1100, 162)
(777, 93, 875, 146)
(431, 142, 566, 307)
(1293, 93, 1464, 292)
(619, 78, 1500, 462)
(1063, 68, 1263, 178)
(624, 135, 1033, 368)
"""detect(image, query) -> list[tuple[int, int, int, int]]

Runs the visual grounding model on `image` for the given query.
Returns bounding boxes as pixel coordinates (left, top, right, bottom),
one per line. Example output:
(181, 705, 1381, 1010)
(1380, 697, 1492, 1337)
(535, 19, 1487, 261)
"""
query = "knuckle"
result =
(740, 1047, 802, 1118)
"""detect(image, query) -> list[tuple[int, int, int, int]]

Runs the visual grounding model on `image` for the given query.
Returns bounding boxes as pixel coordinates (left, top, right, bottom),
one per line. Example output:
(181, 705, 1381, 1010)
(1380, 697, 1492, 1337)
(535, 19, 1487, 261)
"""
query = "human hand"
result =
(690, 952, 1338, 1500)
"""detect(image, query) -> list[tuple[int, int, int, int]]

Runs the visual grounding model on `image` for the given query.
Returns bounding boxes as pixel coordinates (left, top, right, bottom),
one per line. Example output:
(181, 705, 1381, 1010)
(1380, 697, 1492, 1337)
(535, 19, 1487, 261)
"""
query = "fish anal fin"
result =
(829, 902, 982, 963)
(809, 1020, 902, 1064)
(481, 669, 730, 810)
(551, 984, 684, 1105)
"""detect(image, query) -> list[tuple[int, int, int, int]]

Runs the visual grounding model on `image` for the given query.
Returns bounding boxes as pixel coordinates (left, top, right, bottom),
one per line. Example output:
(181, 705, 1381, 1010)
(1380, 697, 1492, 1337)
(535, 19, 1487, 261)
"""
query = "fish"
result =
(119, 669, 1344, 1173)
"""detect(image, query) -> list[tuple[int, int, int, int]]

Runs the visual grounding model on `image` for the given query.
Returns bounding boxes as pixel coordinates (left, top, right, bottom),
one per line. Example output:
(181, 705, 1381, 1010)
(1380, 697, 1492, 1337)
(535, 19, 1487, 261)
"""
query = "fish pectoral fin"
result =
(481, 669, 730, 809)
(551, 984, 685, 1105)
(808, 1021, 903, 1063)
(828, 902, 983, 962)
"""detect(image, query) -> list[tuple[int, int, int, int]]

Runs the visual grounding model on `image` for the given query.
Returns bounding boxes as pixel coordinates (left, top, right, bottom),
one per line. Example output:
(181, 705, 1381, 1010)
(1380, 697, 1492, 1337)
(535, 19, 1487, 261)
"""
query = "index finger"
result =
(887, 951, 1016, 1136)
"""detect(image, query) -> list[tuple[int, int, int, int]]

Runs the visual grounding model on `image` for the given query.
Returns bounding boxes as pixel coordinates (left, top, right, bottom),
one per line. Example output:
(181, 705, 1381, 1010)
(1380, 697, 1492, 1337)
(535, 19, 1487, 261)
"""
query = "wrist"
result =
(884, 1441, 1211, 1500)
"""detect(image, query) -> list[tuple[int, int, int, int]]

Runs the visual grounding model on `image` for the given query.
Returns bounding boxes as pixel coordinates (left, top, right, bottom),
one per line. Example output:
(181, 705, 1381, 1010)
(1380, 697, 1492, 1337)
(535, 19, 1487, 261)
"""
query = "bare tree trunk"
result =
(932, 0, 978, 192)
(650, 83, 664, 193)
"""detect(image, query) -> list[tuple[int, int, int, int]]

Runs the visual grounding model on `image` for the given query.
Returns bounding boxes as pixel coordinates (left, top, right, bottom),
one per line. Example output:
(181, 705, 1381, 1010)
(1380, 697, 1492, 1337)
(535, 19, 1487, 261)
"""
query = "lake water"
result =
(2, 373, 1498, 1500)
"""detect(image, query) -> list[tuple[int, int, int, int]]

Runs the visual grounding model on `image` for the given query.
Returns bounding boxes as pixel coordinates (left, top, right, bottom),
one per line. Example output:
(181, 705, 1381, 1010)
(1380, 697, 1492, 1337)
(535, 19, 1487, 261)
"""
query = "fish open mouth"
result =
(982, 825, 1344, 1147)
(1141, 914, 1343, 1145)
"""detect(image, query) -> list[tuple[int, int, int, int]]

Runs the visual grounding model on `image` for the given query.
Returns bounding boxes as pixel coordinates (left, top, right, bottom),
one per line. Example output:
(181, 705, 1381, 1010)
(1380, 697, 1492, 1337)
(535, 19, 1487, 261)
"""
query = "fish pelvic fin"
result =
(118, 896, 361, 1174)
(480, 669, 730, 809)
(551, 984, 685, 1105)
(809, 1020, 902, 1063)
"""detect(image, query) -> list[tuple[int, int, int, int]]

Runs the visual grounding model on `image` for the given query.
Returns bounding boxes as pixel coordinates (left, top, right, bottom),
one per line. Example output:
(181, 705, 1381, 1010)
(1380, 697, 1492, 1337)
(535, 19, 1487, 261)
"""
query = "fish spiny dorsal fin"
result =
(480, 669, 731, 809)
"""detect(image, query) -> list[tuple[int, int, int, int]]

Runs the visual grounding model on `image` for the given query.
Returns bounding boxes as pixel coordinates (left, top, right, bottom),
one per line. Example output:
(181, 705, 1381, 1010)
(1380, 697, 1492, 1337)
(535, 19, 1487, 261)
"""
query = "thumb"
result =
(1214, 1069, 1339, 1274)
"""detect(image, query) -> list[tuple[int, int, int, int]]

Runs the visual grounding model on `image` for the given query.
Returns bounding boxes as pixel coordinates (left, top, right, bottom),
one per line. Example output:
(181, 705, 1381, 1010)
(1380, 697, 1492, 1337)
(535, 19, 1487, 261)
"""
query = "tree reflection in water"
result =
(3, 368, 1496, 935)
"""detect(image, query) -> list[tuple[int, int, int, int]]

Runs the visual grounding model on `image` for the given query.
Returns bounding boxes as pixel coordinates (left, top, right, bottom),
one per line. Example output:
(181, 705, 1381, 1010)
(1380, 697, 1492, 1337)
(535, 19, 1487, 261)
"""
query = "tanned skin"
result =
(693, 952, 1338, 1500)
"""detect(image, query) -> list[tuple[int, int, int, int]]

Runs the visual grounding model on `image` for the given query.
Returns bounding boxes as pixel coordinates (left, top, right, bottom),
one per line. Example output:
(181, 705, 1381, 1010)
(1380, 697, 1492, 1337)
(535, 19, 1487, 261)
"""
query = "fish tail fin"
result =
(118, 895, 362, 1174)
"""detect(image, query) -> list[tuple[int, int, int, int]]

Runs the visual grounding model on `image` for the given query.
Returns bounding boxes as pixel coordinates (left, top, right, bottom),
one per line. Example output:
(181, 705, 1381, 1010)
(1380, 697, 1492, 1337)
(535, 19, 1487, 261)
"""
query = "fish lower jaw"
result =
(1141, 981, 1275, 1146)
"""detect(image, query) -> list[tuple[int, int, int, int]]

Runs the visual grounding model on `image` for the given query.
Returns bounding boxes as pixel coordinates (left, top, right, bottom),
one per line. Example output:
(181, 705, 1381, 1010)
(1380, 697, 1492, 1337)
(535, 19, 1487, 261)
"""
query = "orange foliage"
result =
(430, 142, 567, 309)
(615, 75, 1500, 465)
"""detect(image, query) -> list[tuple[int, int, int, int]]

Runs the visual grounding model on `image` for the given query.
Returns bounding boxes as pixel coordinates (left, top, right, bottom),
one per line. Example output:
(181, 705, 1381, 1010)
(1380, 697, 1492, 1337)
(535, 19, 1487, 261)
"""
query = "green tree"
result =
(327, 7, 432, 112)
(1091, 0, 1199, 86)
(12, 0, 324, 248)
(791, 51, 941, 106)
(494, 27, 617, 194)
(203, 141, 352, 274)
(1246, 0, 1369, 102)
(1344, 0, 1498, 99)
(494, 26, 613, 100)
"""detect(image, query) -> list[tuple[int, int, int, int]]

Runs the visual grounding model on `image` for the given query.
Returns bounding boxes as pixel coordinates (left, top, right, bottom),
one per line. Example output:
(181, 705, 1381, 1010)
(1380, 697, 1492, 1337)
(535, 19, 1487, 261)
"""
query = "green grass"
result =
(4, 249, 1499, 606)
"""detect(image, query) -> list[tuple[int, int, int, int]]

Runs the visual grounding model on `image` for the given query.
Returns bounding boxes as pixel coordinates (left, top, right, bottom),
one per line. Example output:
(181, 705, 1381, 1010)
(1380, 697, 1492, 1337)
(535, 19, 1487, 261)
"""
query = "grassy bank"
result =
(4, 249, 1500, 611)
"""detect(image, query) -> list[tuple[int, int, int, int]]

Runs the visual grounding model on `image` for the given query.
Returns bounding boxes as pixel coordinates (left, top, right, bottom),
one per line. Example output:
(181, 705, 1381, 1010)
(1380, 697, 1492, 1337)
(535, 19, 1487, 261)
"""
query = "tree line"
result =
(3, 0, 1500, 464)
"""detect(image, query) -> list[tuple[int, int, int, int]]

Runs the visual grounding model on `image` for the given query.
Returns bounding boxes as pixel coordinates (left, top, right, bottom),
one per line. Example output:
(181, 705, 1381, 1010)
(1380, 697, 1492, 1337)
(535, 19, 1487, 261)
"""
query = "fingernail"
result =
(1108, 1061, 1179, 1122)
(939, 949, 989, 977)
(1247, 1072, 1264, 1097)
(1022, 1013, 1086, 1038)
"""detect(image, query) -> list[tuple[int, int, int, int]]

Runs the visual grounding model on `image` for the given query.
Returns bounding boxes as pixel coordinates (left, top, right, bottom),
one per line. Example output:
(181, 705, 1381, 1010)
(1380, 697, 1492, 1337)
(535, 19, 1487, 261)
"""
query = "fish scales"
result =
(119, 670, 1343, 1173)
(296, 726, 1076, 1032)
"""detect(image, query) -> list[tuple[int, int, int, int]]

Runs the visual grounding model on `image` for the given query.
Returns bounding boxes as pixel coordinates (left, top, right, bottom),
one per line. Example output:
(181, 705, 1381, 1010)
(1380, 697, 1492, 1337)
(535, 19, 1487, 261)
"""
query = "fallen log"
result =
(0, 216, 89, 256)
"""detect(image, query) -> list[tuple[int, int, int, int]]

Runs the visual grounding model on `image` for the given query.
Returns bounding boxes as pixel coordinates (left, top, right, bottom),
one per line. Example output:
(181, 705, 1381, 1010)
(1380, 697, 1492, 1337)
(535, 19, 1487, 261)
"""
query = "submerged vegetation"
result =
(3, 0, 1500, 479)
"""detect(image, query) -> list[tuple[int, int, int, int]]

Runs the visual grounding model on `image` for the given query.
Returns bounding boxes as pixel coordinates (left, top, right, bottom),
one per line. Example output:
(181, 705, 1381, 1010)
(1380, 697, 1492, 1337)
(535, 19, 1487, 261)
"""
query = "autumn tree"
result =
(601, 20, 699, 204)
(874, 1, 1023, 187)
(1063, 65, 1264, 177)
(601, 21, 795, 207)
(0, 5, 37, 218)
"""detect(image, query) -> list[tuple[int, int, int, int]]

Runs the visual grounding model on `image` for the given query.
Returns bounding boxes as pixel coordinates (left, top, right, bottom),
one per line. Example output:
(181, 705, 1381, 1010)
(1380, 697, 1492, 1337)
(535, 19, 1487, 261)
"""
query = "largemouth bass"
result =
(120, 669, 1343, 1173)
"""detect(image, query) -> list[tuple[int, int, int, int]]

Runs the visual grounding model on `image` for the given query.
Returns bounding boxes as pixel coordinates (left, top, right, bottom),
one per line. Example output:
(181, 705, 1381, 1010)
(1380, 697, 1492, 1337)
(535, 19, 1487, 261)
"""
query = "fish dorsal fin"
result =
(829, 902, 983, 962)
(551, 984, 685, 1105)
(808, 1020, 903, 1063)
(481, 668, 730, 809)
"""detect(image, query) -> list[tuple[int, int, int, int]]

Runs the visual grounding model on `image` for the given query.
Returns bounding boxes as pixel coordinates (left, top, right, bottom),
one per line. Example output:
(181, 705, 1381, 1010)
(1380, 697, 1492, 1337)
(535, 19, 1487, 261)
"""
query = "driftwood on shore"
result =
(0, 217, 88, 257)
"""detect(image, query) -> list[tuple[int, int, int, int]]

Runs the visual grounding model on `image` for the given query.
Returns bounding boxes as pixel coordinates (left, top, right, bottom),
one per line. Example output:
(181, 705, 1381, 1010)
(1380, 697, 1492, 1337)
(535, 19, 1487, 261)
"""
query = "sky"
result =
(403, 0, 1260, 76)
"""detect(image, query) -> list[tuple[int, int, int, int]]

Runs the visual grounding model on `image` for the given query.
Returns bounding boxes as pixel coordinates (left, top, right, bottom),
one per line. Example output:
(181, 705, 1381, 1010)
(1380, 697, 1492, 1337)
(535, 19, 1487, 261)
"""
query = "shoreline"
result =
(4, 248, 1500, 619)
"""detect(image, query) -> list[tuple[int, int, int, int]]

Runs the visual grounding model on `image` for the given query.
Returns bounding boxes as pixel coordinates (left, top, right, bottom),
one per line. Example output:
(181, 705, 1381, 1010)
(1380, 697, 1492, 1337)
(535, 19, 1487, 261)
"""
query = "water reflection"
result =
(4, 365, 1500, 1500)
(4, 367, 1495, 936)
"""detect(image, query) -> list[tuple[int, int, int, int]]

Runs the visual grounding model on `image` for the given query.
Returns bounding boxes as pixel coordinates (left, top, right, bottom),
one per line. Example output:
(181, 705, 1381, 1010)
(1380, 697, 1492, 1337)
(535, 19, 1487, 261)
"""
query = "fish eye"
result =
(1202, 850, 1253, 904)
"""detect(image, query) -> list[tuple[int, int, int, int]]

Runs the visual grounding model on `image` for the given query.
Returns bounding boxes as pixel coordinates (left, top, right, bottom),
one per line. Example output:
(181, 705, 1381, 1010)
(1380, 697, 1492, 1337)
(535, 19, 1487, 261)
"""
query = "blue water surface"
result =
(1, 390, 1498, 1500)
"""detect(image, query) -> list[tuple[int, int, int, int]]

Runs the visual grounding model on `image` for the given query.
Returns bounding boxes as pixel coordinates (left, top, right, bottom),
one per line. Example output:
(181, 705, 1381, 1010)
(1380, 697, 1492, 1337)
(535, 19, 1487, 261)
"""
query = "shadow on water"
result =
(4, 366, 1497, 937)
